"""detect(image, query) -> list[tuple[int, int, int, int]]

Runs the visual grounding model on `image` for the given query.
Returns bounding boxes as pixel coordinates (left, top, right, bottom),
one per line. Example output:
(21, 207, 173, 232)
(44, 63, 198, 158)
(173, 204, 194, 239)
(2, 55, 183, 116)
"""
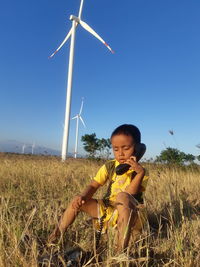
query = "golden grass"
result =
(0, 153, 200, 266)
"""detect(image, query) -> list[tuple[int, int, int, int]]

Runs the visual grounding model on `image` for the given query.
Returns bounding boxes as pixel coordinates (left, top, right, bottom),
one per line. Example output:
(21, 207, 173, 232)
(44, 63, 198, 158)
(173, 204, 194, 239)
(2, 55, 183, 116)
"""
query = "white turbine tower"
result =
(49, 0, 114, 161)
(72, 98, 86, 158)
(22, 144, 26, 154)
(32, 143, 35, 155)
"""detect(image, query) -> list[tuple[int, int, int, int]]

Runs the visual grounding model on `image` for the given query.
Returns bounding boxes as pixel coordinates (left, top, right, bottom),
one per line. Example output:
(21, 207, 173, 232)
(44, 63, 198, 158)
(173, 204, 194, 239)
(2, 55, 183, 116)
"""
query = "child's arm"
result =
(72, 180, 101, 209)
(81, 180, 101, 200)
(124, 156, 145, 195)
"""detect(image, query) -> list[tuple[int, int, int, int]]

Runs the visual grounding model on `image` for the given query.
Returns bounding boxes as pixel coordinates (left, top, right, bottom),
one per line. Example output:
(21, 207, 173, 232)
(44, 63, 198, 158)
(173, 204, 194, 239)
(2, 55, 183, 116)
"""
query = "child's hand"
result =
(125, 156, 145, 174)
(71, 195, 85, 210)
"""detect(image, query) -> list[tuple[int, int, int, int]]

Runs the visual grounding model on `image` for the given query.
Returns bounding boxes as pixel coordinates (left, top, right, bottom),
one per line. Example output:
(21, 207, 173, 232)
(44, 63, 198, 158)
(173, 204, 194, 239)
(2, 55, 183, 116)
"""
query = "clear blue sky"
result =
(1, 0, 200, 159)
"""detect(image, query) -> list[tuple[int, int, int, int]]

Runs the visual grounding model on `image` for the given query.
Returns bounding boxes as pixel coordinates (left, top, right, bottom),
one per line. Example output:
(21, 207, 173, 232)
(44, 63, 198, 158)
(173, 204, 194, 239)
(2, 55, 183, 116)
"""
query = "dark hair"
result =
(111, 124, 141, 144)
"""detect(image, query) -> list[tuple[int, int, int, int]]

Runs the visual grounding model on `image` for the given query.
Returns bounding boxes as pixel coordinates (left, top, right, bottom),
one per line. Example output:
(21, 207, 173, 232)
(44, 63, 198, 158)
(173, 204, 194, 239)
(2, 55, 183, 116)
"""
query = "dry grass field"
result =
(0, 153, 200, 266)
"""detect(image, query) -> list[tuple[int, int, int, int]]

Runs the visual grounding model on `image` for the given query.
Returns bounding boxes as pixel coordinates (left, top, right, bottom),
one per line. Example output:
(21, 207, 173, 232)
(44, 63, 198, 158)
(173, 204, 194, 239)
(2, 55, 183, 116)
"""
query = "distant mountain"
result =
(0, 140, 61, 156)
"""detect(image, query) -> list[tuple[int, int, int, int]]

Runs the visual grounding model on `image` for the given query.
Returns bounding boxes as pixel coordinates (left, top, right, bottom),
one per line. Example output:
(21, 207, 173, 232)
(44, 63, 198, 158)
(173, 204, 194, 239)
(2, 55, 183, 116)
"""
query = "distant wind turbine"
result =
(22, 144, 26, 154)
(72, 98, 86, 158)
(32, 143, 35, 155)
(49, 0, 114, 161)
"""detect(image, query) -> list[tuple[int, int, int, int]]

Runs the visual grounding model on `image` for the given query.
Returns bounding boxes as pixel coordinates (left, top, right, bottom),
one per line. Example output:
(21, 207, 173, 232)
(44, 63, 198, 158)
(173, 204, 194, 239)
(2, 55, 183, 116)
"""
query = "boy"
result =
(48, 124, 148, 252)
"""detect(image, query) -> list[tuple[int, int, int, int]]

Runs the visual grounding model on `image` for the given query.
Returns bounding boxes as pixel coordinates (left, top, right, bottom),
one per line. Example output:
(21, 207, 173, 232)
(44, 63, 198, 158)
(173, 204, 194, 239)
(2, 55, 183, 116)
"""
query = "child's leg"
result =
(115, 192, 138, 252)
(48, 198, 98, 243)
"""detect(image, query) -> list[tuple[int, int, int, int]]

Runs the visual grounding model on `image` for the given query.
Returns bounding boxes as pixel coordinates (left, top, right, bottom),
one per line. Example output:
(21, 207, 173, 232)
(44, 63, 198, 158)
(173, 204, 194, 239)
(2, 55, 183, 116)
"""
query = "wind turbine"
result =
(32, 143, 35, 155)
(22, 144, 26, 154)
(49, 0, 114, 161)
(72, 98, 86, 158)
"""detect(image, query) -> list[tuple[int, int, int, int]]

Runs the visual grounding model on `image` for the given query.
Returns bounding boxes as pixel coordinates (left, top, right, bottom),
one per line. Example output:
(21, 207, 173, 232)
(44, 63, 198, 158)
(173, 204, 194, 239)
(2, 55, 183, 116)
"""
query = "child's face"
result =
(111, 134, 135, 163)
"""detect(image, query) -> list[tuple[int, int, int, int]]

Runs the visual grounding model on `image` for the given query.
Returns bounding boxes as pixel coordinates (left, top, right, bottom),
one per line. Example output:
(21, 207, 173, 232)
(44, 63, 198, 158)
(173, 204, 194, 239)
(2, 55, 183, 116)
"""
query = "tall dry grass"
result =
(0, 153, 200, 266)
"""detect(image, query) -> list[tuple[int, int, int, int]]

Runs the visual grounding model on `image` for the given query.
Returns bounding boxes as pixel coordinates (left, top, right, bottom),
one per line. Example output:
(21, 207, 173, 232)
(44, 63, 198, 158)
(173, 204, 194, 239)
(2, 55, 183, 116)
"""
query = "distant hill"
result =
(0, 140, 61, 156)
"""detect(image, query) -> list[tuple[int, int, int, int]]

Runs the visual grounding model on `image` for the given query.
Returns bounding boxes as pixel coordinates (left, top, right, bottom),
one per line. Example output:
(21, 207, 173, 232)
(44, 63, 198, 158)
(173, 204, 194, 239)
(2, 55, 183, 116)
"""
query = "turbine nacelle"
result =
(70, 15, 80, 23)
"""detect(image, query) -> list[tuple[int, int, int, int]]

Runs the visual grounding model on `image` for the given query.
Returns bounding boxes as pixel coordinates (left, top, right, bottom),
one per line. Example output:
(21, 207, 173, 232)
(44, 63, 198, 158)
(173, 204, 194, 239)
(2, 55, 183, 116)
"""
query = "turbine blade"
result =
(71, 115, 78, 120)
(78, 0, 85, 19)
(79, 20, 114, 53)
(80, 116, 86, 127)
(79, 99, 84, 115)
(49, 28, 72, 58)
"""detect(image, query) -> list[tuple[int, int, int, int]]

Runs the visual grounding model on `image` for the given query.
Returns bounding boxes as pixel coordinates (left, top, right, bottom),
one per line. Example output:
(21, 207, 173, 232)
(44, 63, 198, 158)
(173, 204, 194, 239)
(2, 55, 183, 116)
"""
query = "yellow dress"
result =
(93, 159, 149, 233)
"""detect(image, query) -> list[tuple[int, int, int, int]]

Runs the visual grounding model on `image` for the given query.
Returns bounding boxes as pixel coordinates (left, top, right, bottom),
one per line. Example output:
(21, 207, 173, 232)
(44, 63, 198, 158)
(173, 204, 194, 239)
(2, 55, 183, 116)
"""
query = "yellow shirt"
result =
(93, 159, 149, 203)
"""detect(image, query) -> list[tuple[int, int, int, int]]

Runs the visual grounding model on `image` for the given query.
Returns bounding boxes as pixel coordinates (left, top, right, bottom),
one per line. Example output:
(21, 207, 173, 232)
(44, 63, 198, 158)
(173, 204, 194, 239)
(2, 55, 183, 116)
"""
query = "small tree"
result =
(156, 148, 182, 164)
(81, 134, 112, 159)
(156, 147, 195, 165)
(184, 154, 195, 163)
(81, 133, 100, 158)
(98, 138, 111, 159)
